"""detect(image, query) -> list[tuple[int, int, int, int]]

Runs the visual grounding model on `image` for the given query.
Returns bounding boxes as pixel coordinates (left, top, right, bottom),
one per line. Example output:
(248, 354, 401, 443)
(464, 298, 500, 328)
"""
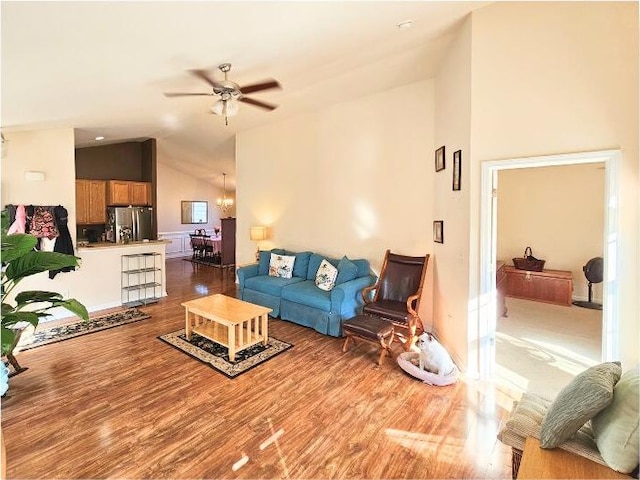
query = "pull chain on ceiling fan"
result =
(164, 63, 281, 125)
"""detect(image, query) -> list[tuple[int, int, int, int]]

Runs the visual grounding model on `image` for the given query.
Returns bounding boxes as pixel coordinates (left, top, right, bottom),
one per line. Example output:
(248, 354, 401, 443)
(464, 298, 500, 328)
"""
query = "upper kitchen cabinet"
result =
(107, 180, 151, 206)
(76, 179, 107, 224)
(131, 181, 151, 205)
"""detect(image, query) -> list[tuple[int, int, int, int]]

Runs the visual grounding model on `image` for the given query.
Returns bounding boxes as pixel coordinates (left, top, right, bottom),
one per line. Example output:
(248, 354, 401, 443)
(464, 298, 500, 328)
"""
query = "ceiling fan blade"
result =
(239, 96, 278, 111)
(164, 92, 213, 97)
(239, 79, 281, 94)
(188, 68, 221, 88)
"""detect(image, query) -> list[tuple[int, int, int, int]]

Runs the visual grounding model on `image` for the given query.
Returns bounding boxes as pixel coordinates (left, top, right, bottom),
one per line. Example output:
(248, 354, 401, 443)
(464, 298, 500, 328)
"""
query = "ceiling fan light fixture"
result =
(166, 63, 280, 124)
(211, 98, 239, 124)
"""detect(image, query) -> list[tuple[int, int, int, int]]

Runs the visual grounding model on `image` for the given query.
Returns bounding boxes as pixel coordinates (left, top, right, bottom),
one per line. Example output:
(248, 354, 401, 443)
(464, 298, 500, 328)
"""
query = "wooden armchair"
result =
(361, 250, 429, 350)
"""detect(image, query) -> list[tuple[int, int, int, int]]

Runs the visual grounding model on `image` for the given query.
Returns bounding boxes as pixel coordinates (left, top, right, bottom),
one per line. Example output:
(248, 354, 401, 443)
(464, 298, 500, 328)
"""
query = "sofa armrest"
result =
(237, 263, 259, 288)
(331, 275, 377, 318)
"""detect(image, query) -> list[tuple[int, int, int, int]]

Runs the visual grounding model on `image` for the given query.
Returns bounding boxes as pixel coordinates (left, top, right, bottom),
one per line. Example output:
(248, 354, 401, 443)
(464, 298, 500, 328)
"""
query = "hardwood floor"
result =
(2, 258, 514, 479)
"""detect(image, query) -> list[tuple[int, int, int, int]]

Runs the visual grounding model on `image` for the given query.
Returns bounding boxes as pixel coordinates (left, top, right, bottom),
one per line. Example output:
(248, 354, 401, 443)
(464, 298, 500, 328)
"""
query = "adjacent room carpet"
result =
(158, 329, 293, 378)
(495, 297, 601, 400)
(16, 308, 151, 351)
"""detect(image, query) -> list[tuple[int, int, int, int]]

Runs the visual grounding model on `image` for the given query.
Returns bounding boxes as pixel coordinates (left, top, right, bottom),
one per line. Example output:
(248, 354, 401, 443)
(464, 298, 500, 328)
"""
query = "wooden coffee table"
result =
(182, 294, 272, 361)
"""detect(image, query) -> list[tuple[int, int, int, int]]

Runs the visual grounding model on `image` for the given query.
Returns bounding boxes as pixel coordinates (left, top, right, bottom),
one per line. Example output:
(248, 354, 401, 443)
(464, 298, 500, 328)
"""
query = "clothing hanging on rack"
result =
(7, 204, 26, 234)
(4, 203, 76, 278)
(49, 206, 75, 279)
(29, 206, 59, 239)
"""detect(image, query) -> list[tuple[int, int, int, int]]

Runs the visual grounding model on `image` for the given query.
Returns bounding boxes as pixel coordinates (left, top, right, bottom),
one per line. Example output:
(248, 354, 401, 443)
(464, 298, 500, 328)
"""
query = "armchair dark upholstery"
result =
(361, 250, 429, 349)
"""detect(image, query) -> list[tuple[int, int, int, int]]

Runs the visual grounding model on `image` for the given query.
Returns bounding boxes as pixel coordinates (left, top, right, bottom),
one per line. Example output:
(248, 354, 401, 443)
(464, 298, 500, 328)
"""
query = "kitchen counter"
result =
(37, 240, 169, 319)
(77, 239, 170, 250)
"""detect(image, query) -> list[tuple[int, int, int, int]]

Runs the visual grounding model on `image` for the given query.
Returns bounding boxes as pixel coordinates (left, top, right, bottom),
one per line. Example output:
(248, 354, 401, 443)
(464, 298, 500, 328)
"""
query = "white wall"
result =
(497, 163, 605, 302)
(1, 129, 98, 315)
(433, 16, 473, 368)
(236, 80, 436, 327)
(1, 128, 77, 239)
(469, 2, 638, 368)
(155, 155, 235, 234)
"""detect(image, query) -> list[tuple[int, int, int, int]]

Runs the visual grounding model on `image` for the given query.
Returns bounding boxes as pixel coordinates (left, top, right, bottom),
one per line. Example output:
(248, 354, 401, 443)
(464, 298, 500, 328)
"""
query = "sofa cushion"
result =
(244, 275, 304, 297)
(591, 365, 640, 473)
(315, 259, 338, 291)
(285, 250, 312, 278)
(498, 393, 549, 450)
(281, 280, 331, 312)
(269, 253, 296, 279)
(258, 249, 285, 276)
(540, 362, 621, 449)
(497, 392, 605, 466)
(307, 253, 324, 280)
(352, 259, 370, 278)
(336, 256, 358, 285)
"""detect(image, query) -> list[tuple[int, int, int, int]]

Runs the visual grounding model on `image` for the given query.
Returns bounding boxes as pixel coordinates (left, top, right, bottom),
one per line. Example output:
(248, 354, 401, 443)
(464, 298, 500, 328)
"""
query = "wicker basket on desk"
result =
(512, 247, 545, 272)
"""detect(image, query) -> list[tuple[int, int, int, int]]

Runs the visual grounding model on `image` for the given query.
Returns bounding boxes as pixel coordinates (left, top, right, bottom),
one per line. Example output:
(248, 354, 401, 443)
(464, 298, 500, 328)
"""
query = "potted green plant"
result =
(1, 210, 88, 358)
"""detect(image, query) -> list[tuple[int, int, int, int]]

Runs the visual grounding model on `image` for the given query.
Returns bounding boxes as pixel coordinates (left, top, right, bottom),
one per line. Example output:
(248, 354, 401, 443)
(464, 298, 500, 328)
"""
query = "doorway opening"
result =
(478, 150, 621, 394)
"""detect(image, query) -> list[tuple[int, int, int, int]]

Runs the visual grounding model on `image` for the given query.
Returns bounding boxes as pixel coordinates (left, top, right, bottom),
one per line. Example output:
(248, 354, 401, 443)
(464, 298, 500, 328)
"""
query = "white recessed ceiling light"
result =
(95, 136, 104, 141)
(397, 20, 413, 31)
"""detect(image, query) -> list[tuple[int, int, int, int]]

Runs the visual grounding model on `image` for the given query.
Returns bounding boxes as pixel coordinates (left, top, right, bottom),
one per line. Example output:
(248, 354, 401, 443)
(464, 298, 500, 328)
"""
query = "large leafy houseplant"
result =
(1, 210, 88, 356)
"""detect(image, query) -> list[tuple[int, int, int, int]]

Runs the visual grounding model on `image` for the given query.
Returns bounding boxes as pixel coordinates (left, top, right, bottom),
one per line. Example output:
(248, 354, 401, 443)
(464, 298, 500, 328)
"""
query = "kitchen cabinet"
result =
(75, 179, 106, 224)
(504, 265, 573, 306)
(107, 180, 151, 206)
(130, 182, 150, 205)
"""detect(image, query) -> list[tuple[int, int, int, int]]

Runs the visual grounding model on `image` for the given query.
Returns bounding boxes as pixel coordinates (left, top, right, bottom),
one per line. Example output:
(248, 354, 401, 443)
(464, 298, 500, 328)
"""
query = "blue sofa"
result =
(237, 249, 376, 337)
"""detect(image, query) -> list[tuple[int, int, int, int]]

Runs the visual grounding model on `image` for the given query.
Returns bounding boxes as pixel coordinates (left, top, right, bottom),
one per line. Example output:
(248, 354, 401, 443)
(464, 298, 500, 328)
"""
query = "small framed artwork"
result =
(452, 149, 462, 191)
(435, 146, 445, 172)
(433, 220, 444, 243)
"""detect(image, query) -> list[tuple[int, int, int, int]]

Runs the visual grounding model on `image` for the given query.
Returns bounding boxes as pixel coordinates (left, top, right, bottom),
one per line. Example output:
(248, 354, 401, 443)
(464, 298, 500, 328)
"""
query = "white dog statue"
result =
(416, 332, 455, 377)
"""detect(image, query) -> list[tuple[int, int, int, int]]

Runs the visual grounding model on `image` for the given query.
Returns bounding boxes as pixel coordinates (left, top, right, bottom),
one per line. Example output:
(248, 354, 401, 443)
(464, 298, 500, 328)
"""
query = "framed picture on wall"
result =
(433, 220, 444, 243)
(453, 150, 462, 191)
(435, 146, 445, 172)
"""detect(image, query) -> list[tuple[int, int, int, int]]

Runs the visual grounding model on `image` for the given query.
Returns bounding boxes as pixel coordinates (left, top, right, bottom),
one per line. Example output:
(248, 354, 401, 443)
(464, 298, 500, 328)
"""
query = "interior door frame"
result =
(478, 149, 621, 379)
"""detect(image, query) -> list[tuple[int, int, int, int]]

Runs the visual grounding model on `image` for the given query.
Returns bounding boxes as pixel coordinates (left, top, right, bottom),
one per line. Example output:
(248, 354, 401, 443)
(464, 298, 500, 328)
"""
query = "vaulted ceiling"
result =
(1, 1, 489, 190)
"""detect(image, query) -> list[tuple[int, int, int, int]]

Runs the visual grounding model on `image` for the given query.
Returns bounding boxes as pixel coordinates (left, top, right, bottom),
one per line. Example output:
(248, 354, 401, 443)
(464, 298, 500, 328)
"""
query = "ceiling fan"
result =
(164, 63, 281, 125)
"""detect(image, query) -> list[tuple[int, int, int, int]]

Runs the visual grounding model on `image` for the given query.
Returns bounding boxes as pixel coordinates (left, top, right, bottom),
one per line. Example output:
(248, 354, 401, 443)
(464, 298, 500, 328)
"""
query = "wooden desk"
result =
(517, 437, 628, 479)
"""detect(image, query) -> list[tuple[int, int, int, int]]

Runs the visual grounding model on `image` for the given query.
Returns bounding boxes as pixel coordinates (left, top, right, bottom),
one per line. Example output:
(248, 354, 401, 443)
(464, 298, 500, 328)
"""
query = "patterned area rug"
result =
(158, 329, 292, 378)
(16, 308, 150, 351)
(182, 258, 232, 268)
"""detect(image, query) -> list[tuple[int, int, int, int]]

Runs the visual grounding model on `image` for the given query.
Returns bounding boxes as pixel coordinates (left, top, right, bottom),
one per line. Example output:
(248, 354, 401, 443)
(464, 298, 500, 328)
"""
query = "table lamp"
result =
(250, 226, 267, 261)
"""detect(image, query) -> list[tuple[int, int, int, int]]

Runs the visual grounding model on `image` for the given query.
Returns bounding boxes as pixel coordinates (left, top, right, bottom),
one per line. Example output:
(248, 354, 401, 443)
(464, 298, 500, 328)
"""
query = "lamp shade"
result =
(250, 226, 267, 241)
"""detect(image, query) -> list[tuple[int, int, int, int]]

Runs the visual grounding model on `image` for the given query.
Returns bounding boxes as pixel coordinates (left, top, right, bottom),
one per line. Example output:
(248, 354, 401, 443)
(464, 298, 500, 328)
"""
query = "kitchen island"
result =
(12, 240, 170, 322)
(75, 240, 169, 311)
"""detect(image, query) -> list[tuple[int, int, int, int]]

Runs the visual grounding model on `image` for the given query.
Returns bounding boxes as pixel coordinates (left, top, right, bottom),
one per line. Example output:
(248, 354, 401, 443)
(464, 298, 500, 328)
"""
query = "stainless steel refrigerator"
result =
(107, 206, 153, 243)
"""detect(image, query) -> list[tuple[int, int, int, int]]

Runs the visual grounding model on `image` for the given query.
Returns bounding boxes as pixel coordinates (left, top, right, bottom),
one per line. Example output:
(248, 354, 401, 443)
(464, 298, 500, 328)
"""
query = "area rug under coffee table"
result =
(17, 308, 150, 351)
(158, 329, 292, 378)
